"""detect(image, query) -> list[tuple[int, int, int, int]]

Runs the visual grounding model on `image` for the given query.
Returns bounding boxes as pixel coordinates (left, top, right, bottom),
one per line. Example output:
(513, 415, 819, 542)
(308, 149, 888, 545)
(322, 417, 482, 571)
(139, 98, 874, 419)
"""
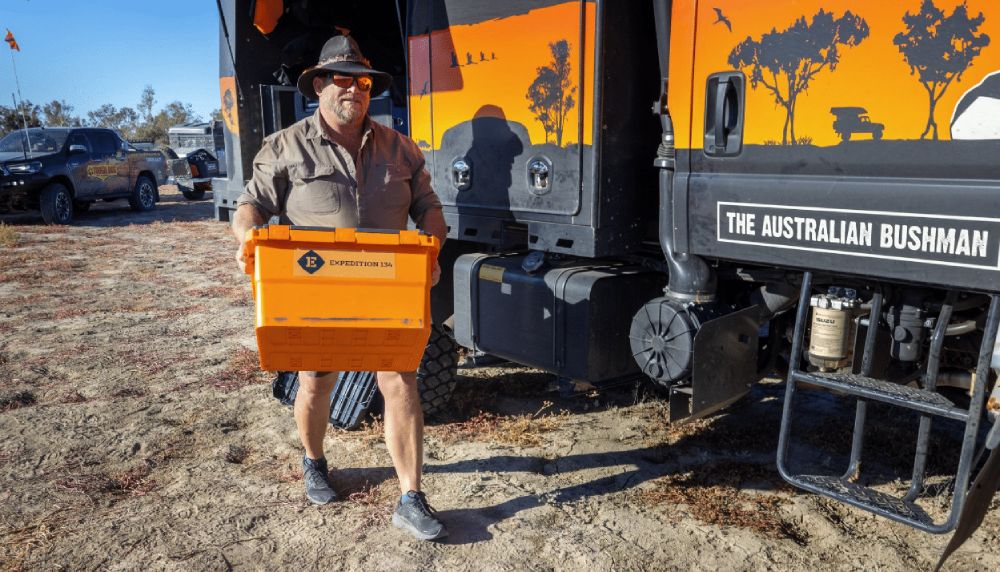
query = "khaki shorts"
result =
(299, 371, 416, 378)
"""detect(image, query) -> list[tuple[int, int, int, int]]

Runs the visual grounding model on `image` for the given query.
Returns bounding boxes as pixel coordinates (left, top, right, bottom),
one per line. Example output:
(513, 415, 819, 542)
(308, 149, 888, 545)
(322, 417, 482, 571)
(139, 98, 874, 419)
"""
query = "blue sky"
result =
(0, 0, 219, 121)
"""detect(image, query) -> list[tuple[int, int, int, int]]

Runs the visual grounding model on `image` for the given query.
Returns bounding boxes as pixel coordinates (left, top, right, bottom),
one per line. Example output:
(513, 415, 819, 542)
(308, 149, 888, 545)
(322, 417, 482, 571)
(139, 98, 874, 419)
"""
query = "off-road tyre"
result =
(39, 182, 73, 225)
(72, 200, 91, 213)
(416, 325, 460, 418)
(129, 175, 157, 212)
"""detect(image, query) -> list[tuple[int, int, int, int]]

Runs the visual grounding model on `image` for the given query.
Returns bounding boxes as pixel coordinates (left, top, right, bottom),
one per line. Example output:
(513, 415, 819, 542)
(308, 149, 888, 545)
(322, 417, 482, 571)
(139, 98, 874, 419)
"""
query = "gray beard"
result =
(329, 99, 367, 126)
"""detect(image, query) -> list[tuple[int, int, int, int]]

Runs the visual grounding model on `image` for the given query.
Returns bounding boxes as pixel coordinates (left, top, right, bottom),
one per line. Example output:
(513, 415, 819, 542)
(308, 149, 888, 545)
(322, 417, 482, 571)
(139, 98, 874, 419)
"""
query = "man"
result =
(231, 35, 448, 541)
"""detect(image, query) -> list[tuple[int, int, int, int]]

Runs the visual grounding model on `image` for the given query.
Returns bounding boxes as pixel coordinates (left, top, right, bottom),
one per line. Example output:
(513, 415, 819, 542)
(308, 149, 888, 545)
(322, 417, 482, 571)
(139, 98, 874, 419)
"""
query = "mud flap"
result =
(669, 305, 763, 423)
(936, 433, 1000, 571)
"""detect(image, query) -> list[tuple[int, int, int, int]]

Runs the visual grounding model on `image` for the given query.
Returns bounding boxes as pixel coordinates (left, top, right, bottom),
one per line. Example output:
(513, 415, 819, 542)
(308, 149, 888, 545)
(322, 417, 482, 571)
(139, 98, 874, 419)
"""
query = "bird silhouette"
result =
(713, 7, 732, 32)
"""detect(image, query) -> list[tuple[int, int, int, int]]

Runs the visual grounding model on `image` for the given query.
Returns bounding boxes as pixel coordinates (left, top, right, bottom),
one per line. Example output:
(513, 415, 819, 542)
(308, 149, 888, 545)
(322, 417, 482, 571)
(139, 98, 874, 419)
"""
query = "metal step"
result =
(791, 371, 968, 422)
(790, 474, 933, 527)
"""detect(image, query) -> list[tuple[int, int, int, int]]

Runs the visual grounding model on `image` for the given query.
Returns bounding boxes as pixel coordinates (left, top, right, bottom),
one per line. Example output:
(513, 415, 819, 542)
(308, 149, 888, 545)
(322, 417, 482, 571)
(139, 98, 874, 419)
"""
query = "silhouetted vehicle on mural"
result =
(212, 0, 1000, 555)
(831, 107, 885, 141)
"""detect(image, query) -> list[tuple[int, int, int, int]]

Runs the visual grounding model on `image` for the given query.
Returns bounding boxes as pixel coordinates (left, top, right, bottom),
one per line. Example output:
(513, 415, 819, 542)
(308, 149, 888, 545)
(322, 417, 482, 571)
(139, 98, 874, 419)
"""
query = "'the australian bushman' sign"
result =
(716, 202, 1000, 271)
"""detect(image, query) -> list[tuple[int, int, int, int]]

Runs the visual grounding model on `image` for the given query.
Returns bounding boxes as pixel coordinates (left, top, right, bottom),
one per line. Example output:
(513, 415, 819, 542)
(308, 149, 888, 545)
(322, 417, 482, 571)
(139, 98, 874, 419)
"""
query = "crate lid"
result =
(248, 225, 437, 247)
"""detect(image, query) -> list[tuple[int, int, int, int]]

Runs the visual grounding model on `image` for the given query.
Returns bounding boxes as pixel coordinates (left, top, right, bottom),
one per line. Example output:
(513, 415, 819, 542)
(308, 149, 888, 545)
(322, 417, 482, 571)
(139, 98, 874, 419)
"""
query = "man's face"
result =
(315, 73, 372, 127)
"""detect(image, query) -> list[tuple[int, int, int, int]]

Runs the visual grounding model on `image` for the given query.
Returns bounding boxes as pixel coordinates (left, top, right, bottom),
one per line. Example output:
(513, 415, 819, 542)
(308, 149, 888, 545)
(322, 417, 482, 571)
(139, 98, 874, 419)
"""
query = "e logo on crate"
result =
(297, 250, 325, 274)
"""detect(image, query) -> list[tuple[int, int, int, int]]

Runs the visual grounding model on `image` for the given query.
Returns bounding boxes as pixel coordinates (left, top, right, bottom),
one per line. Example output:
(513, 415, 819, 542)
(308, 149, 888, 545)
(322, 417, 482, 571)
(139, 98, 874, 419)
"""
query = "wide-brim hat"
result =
(296, 35, 393, 100)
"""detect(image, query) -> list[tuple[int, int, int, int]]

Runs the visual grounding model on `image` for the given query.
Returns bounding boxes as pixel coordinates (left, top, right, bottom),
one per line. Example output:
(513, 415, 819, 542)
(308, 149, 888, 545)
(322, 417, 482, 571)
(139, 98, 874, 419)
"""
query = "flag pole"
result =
(9, 46, 31, 158)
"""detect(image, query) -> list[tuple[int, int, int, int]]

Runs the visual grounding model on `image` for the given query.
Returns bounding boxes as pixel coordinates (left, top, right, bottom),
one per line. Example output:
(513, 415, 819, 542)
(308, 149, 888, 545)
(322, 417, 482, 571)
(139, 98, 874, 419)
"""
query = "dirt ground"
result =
(1, 186, 998, 571)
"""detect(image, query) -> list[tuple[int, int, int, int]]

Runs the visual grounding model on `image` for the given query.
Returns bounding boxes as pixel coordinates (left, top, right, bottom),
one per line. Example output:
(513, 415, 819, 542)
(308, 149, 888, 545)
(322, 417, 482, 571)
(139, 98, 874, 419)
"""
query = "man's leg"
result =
(377, 370, 422, 493)
(295, 371, 338, 504)
(379, 370, 447, 540)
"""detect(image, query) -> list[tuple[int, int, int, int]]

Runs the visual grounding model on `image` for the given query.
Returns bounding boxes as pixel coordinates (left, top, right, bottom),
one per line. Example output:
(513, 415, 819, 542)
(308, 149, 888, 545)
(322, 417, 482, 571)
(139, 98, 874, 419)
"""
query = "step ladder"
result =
(777, 272, 1000, 533)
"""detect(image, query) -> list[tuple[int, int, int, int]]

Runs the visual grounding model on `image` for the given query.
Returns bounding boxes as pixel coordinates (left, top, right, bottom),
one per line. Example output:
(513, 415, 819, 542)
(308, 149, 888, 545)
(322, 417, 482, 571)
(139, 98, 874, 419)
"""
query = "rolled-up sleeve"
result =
(404, 140, 442, 226)
(237, 137, 287, 218)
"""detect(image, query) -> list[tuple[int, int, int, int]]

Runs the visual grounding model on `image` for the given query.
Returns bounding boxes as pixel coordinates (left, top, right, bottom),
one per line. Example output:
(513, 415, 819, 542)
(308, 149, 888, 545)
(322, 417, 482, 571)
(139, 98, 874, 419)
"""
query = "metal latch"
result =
(451, 158, 471, 191)
(527, 157, 551, 195)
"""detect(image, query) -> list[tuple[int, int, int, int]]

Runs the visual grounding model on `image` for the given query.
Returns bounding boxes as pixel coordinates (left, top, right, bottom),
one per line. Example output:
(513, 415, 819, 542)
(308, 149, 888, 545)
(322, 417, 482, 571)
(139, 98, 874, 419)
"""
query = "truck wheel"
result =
(129, 175, 157, 212)
(417, 325, 460, 418)
(840, 132, 851, 142)
(39, 182, 74, 225)
(873, 130, 883, 141)
(182, 189, 206, 201)
(72, 200, 91, 213)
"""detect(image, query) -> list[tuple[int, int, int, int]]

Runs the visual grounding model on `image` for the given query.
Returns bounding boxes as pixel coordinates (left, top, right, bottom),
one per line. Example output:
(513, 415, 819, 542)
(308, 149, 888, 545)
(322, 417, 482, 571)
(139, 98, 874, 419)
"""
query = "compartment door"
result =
(679, 1, 1000, 292)
(411, 0, 587, 217)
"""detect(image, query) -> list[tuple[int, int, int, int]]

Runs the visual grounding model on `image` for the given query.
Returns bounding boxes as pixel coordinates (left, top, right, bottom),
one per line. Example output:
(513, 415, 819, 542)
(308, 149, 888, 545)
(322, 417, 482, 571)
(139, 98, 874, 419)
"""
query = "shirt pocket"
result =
(287, 163, 346, 214)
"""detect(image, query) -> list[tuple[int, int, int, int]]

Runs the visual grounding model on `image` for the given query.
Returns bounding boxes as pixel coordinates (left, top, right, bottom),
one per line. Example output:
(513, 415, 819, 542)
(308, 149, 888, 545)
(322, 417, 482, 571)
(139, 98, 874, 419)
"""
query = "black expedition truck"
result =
(0, 127, 167, 224)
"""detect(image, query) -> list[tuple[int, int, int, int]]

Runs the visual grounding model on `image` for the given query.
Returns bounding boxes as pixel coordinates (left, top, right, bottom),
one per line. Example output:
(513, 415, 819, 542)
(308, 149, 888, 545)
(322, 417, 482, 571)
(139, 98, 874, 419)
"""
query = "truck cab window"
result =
(91, 132, 117, 157)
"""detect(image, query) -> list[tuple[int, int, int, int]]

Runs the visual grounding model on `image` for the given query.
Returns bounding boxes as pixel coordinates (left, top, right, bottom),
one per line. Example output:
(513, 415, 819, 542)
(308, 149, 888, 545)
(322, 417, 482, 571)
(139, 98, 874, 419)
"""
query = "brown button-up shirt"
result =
(237, 110, 441, 230)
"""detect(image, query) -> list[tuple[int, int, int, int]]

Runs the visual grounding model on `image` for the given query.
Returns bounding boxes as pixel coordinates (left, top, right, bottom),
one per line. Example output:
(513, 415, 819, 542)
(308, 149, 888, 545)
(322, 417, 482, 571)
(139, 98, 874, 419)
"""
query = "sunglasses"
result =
(323, 74, 374, 93)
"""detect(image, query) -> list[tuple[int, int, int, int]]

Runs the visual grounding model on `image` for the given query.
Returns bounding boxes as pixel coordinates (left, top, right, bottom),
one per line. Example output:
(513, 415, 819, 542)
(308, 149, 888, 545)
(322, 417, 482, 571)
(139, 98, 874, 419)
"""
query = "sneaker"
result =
(392, 491, 448, 540)
(302, 456, 336, 505)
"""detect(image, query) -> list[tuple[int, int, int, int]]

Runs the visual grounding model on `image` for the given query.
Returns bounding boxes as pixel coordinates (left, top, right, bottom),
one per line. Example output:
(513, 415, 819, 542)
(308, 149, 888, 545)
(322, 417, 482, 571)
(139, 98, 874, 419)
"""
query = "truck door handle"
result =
(704, 72, 744, 157)
(714, 79, 729, 149)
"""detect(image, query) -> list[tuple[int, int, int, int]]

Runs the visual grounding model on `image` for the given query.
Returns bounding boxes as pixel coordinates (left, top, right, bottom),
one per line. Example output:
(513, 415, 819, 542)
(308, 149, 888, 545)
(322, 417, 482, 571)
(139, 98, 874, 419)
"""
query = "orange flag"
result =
(5, 30, 20, 52)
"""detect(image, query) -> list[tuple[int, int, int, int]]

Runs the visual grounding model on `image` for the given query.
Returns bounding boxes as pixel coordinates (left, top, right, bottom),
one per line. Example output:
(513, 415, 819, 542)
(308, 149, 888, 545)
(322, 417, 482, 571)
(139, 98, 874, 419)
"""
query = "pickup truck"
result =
(0, 127, 167, 224)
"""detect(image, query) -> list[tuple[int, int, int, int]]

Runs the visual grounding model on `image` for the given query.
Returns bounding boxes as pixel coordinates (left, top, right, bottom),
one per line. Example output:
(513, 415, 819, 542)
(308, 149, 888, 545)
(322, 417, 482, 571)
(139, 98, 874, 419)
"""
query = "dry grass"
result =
(54, 463, 156, 498)
(159, 304, 206, 320)
(0, 508, 68, 570)
(60, 391, 87, 404)
(0, 350, 12, 384)
(52, 307, 93, 320)
(345, 481, 395, 539)
(0, 222, 19, 247)
(101, 347, 174, 378)
(431, 401, 567, 447)
(0, 391, 37, 411)
(211, 346, 269, 391)
(636, 462, 808, 545)
(354, 415, 385, 448)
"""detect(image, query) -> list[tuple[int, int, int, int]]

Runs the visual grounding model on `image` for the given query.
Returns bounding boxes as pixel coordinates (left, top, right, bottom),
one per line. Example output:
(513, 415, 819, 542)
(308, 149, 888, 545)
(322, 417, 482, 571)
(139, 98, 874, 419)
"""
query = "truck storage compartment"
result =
(453, 253, 666, 382)
(244, 225, 439, 372)
(409, 0, 660, 257)
(214, 0, 409, 220)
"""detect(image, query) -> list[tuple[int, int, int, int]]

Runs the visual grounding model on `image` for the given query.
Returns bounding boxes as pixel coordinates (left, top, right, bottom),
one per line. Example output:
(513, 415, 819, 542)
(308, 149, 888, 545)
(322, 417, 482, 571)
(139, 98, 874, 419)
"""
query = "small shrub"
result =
(224, 444, 250, 464)
(0, 391, 37, 411)
(0, 222, 19, 247)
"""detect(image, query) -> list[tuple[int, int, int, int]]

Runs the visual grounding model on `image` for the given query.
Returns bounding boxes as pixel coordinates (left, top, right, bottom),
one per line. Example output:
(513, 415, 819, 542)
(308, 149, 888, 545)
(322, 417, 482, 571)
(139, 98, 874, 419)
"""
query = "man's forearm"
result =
(420, 208, 448, 248)
(232, 203, 266, 243)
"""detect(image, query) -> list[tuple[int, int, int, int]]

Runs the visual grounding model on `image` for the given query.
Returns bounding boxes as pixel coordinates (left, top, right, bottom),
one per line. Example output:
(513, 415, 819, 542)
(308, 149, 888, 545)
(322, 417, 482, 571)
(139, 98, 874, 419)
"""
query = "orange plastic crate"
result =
(243, 225, 439, 372)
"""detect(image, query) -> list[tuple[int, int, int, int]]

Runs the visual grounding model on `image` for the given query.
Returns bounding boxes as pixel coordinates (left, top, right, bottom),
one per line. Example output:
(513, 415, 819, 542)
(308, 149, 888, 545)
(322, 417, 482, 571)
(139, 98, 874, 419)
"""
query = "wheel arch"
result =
(45, 175, 76, 198)
(136, 170, 160, 201)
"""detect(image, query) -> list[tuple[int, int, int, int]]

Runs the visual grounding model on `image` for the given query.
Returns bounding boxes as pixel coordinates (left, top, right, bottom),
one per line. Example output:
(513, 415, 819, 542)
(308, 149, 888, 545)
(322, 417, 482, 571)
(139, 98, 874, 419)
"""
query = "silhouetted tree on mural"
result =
(728, 10, 869, 145)
(526, 40, 576, 146)
(893, 0, 990, 140)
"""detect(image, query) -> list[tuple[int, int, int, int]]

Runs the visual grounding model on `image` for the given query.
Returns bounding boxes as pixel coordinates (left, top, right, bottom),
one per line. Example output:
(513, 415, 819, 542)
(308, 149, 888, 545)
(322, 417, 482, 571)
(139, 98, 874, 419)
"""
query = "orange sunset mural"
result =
(408, 1, 595, 151)
(679, 0, 1000, 149)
